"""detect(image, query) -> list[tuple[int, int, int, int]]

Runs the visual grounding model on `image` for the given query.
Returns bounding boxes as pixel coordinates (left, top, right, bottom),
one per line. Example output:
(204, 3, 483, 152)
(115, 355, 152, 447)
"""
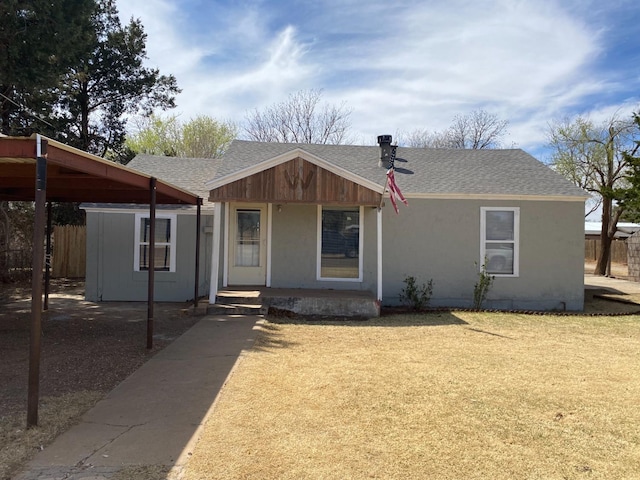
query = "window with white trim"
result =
(317, 206, 363, 281)
(480, 207, 519, 276)
(134, 213, 177, 272)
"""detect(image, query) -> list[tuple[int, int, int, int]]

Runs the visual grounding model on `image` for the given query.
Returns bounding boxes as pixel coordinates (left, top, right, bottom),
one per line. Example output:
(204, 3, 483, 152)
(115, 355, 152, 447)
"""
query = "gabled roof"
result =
(128, 154, 221, 203)
(211, 140, 588, 200)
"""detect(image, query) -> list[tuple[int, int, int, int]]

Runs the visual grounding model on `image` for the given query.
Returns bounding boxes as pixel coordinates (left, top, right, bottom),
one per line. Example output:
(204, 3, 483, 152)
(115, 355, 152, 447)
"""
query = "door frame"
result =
(224, 202, 271, 286)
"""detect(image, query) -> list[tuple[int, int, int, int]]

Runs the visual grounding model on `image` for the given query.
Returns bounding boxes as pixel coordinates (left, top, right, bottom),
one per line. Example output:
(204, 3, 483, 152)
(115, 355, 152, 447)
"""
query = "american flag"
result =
(386, 167, 408, 214)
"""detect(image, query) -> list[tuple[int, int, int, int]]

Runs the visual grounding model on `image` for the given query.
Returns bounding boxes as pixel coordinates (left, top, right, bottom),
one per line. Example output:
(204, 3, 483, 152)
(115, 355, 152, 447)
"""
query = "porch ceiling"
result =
(208, 156, 383, 205)
(0, 135, 199, 205)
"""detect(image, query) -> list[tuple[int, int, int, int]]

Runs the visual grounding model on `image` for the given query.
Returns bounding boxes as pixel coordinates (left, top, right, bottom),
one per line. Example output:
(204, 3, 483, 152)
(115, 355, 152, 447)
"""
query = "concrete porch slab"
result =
(214, 287, 380, 318)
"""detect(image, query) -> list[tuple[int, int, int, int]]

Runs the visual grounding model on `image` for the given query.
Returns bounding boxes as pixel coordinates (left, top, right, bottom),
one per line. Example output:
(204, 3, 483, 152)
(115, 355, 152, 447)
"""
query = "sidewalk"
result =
(14, 314, 263, 480)
(585, 273, 640, 295)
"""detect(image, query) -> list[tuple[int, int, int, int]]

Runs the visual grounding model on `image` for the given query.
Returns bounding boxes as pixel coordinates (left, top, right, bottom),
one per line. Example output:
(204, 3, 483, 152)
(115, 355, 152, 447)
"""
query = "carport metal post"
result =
(27, 139, 47, 427)
(147, 177, 157, 350)
(43, 201, 52, 311)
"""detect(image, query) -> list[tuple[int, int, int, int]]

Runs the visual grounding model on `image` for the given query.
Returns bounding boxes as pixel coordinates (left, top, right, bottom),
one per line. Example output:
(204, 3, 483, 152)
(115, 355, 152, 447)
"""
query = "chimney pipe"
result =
(377, 135, 393, 168)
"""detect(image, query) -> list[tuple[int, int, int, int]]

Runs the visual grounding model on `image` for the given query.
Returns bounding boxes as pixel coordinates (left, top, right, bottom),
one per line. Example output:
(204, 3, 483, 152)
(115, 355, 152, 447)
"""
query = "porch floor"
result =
(210, 287, 380, 318)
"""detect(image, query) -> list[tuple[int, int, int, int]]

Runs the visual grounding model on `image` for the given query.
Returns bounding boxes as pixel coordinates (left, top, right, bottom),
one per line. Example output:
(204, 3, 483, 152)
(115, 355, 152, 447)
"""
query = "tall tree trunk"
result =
(595, 197, 622, 276)
(80, 80, 90, 151)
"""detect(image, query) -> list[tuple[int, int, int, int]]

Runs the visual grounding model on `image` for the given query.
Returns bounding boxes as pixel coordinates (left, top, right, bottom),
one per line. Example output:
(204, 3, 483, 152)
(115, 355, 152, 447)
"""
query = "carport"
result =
(0, 134, 202, 427)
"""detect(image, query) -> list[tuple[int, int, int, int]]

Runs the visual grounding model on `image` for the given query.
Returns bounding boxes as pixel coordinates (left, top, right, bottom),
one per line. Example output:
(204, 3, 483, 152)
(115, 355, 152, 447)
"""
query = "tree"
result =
(50, 0, 179, 157)
(0, 0, 95, 135)
(243, 89, 352, 144)
(127, 114, 237, 158)
(617, 113, 640, 222)
(547, 113, 637, 276)
(403, 110, 509, 149)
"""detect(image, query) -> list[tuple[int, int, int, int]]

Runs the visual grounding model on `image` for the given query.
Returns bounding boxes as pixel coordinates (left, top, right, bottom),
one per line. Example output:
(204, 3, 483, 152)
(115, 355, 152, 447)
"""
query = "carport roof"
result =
(0, 134, 199, 204)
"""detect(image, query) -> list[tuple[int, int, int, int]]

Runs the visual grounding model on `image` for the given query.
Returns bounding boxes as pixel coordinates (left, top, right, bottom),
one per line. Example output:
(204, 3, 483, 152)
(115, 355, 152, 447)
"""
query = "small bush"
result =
(400, 276, 434, 310)
(473, 261, 494, 309)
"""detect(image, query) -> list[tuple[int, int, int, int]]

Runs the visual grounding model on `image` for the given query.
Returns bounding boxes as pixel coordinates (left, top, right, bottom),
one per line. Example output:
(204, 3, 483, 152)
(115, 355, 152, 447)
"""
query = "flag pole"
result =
(378, 172, 390, 210)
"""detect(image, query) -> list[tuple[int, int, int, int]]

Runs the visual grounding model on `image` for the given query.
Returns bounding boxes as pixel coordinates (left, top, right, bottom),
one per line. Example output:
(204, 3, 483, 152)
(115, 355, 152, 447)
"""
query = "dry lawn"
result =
(182, 312, 640, 480)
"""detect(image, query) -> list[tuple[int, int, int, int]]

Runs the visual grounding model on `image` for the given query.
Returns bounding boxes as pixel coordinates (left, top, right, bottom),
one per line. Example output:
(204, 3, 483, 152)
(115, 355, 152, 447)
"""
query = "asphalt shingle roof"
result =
(127, 155, 221, 201)
(214, 140, 588, 198)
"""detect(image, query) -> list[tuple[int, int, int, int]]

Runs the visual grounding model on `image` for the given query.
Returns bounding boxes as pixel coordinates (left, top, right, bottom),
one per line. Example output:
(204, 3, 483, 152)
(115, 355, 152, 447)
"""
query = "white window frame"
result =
(317, 205, 363, 282)
(133, 213, 177, 272)
(480, 207, 519, 277)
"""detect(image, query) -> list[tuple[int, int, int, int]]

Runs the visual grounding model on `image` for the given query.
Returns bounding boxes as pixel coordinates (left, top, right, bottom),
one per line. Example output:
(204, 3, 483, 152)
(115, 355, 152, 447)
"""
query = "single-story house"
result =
(83, 136, 588, 312)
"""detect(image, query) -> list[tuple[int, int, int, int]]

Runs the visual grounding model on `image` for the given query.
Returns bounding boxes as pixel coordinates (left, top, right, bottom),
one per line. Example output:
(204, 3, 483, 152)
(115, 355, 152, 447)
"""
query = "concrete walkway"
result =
(14, 314, 263, 480)
(584, 273, 640, 295)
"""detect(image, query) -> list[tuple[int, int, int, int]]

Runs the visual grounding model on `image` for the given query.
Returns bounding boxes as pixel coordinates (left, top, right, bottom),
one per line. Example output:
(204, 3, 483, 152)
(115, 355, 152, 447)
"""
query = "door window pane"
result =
(236, 210, 260, 267)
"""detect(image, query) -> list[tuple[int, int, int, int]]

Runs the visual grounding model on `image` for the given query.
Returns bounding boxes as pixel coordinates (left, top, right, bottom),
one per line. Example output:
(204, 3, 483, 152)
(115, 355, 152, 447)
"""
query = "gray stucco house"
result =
(83, 137, 588, 311)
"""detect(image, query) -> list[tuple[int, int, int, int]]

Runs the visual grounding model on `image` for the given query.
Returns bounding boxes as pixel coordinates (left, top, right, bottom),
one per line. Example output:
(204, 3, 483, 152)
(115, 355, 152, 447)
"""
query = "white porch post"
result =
(377, 207, 383, 301)
(209, 202, 222, 303)
(223, 202, 229, 287)
(266, 203, 273, 287)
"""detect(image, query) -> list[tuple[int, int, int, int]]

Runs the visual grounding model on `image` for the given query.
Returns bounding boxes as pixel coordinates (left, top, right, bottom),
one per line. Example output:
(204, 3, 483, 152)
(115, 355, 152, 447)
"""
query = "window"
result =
(480, 207, 519, 276)
(317, 206, 362, 281)
(134, 213, 177, 272)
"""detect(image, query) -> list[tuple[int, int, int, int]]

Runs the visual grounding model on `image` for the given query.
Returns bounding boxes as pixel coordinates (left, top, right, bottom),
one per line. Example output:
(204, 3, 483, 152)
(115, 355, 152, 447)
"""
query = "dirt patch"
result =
(0, 279, 200, 480)
(585, 260, 630, 278)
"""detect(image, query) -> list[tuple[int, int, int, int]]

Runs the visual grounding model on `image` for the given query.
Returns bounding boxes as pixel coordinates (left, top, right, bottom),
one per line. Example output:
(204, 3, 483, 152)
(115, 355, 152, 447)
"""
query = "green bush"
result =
(473, 260, 494, 309)
(400, 276, 434, 310)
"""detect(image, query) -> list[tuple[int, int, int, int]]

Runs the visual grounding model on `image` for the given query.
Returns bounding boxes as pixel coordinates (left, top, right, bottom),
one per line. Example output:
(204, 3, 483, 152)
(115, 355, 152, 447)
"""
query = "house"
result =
(83, 136, 588, 312)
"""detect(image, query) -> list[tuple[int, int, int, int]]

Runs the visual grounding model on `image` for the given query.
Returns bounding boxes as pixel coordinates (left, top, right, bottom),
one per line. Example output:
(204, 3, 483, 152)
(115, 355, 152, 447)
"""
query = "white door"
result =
(228, 203, 267, 285)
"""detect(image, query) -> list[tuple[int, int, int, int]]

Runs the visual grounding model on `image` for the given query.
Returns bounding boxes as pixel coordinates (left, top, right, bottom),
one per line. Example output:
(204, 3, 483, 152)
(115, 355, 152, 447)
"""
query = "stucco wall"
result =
(85, 211, 213, 302)
(380, 199, 585, 310)
(269, 204, 377, 291)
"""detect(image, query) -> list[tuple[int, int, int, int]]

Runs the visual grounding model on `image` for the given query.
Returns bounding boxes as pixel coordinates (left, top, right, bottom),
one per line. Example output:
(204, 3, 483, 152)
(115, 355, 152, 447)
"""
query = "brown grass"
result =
(0, 391, 102, 480)
(182, 313, 640, 480)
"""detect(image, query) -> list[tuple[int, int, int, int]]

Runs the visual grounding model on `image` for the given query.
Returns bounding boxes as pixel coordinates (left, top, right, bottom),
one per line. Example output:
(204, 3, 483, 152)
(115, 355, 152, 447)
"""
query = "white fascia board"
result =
(406, 193, 589, 202)
(81, 205, 215, 214)
(204, 148, 385, 194)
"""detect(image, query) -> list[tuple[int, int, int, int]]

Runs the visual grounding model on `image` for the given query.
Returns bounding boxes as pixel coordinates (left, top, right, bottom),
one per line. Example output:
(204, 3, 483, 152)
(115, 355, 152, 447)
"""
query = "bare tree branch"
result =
(242, 89, 352, 144)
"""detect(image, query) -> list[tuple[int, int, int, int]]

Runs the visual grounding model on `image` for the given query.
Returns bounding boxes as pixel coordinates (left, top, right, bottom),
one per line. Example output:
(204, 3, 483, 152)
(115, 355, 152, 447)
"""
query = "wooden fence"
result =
(52, 225, 86, 278)
(585, 238, 628, 264)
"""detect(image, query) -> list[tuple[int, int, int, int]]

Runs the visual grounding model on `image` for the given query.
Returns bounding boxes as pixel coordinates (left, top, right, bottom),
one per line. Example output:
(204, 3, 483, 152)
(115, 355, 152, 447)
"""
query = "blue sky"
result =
(115, 0, 640, 160)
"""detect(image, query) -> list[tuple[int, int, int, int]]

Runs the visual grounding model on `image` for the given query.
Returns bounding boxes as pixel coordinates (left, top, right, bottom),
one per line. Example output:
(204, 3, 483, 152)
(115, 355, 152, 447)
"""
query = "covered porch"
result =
(205, 149, 386, 316)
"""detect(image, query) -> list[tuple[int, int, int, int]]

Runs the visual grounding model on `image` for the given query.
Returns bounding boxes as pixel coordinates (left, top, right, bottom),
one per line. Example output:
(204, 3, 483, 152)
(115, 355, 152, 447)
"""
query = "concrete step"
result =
(207, 303, 267, 316)
(215, 293, 262, 305)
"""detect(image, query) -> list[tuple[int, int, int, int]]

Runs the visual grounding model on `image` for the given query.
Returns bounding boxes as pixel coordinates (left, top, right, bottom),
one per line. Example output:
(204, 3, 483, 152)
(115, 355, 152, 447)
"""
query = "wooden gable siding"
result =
(208, 157, 382, 205)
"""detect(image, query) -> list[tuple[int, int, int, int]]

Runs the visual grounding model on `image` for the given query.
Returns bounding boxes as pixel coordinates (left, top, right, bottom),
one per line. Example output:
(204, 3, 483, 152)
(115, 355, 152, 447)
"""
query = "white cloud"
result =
(115, 0, 639, 152)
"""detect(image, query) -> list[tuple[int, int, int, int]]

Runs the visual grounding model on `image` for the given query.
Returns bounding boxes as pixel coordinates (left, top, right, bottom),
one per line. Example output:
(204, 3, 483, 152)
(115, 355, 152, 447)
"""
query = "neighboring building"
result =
(84, 137, 588, 311)
(585, 221, 640, 240)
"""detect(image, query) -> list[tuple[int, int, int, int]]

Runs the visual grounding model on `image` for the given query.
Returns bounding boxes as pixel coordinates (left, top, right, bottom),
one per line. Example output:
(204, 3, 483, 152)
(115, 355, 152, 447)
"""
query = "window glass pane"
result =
(137, 216, 172, 271)
(236, 210, 260, 267)
(485, 242, 514, 274)
(139, 218, 171, 243)
(486, 211, 514, 241)
(321, 208, 359, 278)
(139, 245, 171, 271)
(156, 218, 171, 243)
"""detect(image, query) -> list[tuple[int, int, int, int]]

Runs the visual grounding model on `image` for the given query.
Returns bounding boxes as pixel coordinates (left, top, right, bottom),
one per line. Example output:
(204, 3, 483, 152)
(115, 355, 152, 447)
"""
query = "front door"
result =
(228, 203, 267, 285)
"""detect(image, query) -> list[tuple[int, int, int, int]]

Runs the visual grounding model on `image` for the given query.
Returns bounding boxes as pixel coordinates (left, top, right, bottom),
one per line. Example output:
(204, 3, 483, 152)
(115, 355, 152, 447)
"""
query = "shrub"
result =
(473, 260, 494, 309)
(400, 276, 434, 310)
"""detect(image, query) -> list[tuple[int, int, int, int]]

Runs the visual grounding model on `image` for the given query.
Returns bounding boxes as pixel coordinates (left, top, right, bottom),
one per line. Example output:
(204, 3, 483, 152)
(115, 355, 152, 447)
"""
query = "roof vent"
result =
(377, 135, 393, 168)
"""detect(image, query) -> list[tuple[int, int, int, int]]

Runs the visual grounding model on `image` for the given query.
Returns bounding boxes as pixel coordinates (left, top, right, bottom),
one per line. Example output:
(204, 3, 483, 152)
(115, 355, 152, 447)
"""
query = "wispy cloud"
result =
(116, 0, 640, 150)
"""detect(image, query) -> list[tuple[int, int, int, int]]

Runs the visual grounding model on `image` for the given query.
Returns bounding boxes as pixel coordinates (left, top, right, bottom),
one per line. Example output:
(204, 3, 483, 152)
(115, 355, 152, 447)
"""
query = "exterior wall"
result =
(268, 204, 377, 291)
(85, 211, 213, 302)
(381, 199, 585, 311)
